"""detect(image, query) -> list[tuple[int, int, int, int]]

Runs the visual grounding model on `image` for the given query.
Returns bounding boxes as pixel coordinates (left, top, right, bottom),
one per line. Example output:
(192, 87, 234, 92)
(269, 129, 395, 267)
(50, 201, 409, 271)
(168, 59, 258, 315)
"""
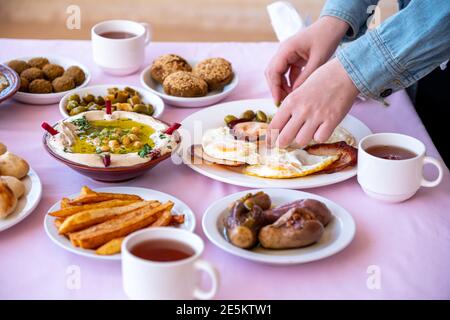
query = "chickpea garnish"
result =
(100, 145, 110, 152)
(122, 136, 131, 146)
(131, 126, 140, 134)
(128, 133, 139, 142)
(133, 141, 143, 148)
(108, 140, 120, 148)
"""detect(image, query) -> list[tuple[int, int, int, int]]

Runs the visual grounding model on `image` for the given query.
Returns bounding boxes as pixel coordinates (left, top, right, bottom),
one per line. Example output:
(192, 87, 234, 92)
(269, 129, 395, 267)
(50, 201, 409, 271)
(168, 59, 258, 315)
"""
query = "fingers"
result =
(294, 120, 321, 147)
(291, 58, 321, 90)
(276, 116, 304, 149)
(266, 105, 291, 147)
(314, 121, 337, 143)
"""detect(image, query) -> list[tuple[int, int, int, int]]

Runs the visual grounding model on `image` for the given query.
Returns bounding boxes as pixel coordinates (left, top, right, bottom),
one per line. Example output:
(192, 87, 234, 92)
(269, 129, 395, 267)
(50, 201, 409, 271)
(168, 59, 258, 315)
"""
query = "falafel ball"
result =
(20, 67, 45, 82)
(193, 58, 233, 91)
(150, 54, 192, 84)
(19, 77, 29, 92)
(8, 60, 31, 75)
(42, 64, 64, 81)
(163, 71, 208, 98)
(28, 57, 50, 69)
(52, 75, 75, 92)
(64, 66, 86, 86)
(29, 79, 53, 94)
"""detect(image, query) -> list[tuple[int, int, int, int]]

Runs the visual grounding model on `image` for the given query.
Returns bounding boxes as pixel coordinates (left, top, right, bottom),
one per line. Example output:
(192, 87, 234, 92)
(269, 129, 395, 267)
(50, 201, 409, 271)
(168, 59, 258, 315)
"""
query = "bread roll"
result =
(0, 181, 17, 218)
(0, 176, 25, 198)
(0, 143, 6, 156)
(0, 152, 29, 179)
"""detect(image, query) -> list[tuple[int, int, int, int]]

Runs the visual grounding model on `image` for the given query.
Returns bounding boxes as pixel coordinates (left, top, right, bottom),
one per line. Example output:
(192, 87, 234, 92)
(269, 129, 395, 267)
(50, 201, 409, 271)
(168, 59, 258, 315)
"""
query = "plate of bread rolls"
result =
(0, 142, 42, 232)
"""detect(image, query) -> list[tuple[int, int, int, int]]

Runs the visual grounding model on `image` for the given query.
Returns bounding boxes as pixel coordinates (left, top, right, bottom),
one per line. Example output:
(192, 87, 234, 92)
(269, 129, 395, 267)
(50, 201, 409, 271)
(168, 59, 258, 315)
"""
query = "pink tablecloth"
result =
(0, 39, 449, 300)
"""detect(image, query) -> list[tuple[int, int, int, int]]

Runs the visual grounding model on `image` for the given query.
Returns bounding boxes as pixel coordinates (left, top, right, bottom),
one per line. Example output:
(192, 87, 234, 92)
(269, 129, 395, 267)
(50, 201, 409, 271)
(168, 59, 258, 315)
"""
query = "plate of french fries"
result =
(44, 186, 195, 260)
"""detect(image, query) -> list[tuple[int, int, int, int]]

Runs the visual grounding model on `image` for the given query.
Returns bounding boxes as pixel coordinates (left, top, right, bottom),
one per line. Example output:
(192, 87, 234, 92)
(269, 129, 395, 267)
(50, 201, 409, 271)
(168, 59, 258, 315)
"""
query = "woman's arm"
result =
(337, 0, 450, 101)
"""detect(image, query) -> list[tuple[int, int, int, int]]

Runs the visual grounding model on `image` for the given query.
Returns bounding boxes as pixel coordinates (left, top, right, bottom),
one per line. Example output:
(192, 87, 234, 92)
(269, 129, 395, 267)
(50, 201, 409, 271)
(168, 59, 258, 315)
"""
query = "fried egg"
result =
(243, 148, 339, 179)
(202, 127, 260, 165)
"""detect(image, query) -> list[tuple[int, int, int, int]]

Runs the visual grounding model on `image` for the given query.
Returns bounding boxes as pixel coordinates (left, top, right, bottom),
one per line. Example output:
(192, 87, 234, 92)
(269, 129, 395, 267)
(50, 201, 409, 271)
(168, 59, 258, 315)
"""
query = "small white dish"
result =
(44, 186, 196, 260)
(202, 188, 356, 265)
(7, 56, 91, 105)
(59, 84, 164, 118)
(179, 98, 372, 189)
(140, 62, 238, 108)
(0, 168, 42, 232)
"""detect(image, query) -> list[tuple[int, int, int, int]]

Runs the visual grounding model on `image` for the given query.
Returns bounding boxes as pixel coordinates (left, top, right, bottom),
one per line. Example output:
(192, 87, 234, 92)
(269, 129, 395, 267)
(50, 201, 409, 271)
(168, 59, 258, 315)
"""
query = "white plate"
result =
(59, 84, 164, 118)
(7, 56, 91, 105)
(0, 168, 42, 232)
(44, 187, 196, 260)
(179, 98, 372, 189)
(140, 61, 238, 108)
(202, 188, 355, 265)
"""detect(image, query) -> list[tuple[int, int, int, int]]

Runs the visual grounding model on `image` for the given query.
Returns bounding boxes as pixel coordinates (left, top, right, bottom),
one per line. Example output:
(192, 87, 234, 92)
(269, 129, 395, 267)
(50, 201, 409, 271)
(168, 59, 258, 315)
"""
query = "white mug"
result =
(357, 133, 444, 202)
(122, 228, 220, 300)
(91, 20, 151, 76)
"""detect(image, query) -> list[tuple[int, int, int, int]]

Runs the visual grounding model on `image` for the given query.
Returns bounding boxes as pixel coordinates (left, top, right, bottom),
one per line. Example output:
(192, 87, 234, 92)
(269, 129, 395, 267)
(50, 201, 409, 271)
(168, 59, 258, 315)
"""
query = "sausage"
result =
(258, 208, 324, 249)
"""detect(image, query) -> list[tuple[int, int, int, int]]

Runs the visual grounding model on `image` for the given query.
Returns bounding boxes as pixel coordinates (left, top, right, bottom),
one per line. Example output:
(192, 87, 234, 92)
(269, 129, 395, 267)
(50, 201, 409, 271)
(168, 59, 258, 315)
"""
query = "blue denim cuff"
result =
(336, 29, 411, 101)
(320, 8, 359, 39)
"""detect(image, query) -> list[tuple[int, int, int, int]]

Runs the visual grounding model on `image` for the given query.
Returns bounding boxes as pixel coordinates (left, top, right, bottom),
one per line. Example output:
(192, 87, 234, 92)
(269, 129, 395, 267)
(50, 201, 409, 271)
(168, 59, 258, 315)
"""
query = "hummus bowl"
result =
(43, 110, 180, 182)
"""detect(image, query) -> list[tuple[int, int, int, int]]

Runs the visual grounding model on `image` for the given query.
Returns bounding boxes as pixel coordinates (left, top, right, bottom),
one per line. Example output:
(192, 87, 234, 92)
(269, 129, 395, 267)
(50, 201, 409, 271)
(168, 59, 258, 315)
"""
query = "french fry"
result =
(170, 214, 185, 226)
(80, 186, 96, 195)
(95, 210, 173, 256)
(59, 201, 152, 234)
(54, 218, 64, 229)
(67, 193, 142, 206)
(152, 210, 172, 227)
(49, 199, 142, 218)
(95, 237, 125, 255)
(69, 201, 174, 249)
(60, 198, 72, 209)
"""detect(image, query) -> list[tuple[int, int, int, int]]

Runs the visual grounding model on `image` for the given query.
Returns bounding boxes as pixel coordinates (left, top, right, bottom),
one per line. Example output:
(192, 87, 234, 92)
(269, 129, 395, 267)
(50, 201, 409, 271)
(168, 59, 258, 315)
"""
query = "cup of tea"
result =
(91, 20, 151, 76)
(357, 133, 444, 202)
(122, 228, 219, 300)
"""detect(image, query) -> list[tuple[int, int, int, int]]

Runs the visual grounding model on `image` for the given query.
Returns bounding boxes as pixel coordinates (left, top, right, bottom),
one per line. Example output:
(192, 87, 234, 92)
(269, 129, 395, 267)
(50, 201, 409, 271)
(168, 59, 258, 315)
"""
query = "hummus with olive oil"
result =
(47, 111, 179, 167)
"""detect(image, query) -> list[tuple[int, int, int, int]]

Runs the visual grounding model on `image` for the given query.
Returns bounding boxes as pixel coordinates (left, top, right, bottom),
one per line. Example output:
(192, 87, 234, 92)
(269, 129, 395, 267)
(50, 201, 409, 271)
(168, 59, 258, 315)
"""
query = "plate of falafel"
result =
(140, 54, 238, 108)
(5, 56, 90, 105)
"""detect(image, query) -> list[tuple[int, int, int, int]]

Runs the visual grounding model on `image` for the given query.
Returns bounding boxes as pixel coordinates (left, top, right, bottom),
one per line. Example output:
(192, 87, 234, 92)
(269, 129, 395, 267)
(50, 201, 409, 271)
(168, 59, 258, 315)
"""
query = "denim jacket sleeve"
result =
(321, 0, 450, 101)
(320, 0, 380, 40)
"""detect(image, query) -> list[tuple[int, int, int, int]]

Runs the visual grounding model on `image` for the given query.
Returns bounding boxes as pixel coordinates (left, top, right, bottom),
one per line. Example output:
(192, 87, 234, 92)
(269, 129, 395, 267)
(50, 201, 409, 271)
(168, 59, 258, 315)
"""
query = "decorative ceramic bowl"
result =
(42, 119, 179, 182)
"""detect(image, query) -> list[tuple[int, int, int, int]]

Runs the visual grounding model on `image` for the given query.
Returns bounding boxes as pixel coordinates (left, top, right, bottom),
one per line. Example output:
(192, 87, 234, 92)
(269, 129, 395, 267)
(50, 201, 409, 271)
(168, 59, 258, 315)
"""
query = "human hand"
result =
(266, 58, 359, 148)
(265, 16, 350, 105)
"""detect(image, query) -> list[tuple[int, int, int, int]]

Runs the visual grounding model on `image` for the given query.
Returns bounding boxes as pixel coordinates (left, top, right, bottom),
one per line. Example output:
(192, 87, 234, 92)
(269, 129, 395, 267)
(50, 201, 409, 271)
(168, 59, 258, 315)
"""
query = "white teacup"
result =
(357, 133, 444, 202)
(122, 228, 219, 300)
(91, 20, 151, 76)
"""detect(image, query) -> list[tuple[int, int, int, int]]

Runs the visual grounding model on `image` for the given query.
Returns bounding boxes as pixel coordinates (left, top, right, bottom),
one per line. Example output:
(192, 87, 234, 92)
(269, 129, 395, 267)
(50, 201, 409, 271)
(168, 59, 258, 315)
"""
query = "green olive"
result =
(224, 115, 238, 125)
(129, 95, 141, 106)
(69, 106, 88, 116)
(83, 93, 95, 104)
(124, 86, 136, 95)
(241, 110, 256, 121)
(95, 96, 105, 105)
(87, 101, 95, 107)
(68, 94, 81, 103)
(66, 100, 79, 111)
(266, 115, 273, 123)
(255, 110, 267, 122)
(88, 103, 101, 111)
(116, 91, 129, 103)
(133, 104, 147, 114)
(146, 104, 154, 115)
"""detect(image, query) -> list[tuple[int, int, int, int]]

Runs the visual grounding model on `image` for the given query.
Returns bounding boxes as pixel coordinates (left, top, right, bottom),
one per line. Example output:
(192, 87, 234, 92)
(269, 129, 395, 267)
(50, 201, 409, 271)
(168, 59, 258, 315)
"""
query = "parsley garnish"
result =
(159, 134, 166, 139)
(138, 143, 153, 158)
(71, 116, 90, 132)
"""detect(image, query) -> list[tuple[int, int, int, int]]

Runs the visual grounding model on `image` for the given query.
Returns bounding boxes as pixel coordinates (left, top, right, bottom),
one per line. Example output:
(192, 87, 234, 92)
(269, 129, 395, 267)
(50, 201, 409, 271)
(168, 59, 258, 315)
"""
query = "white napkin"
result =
(267, 1, 306, 42)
